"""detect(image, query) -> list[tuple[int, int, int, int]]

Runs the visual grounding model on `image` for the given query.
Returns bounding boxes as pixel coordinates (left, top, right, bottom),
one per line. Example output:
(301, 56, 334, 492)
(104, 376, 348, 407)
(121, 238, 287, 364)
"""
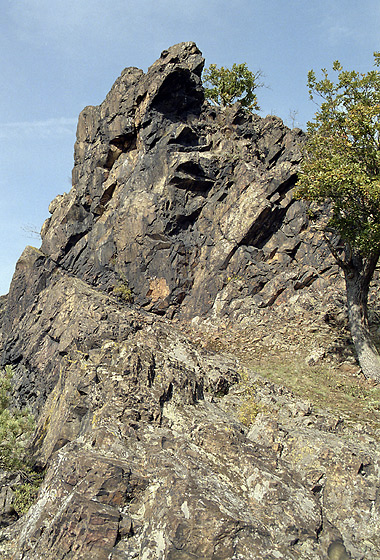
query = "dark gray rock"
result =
(35, 41, 334, 328)
(0, 42, 379, 560)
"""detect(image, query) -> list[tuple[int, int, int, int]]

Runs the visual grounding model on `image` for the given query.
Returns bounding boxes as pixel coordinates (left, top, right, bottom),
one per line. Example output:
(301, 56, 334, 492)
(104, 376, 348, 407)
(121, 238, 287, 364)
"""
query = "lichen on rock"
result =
(0, 42, 379, 560)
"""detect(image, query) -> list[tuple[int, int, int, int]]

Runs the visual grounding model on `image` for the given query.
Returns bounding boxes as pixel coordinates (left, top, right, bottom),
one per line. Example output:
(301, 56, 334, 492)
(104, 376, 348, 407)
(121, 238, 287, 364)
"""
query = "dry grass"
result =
(198, 322, 380, 433)
(251, 354, 380, 427)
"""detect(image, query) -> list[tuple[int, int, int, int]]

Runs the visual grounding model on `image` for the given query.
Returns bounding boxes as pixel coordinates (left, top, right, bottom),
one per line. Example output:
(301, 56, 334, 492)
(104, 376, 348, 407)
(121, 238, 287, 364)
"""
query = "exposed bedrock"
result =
(38, 41, 334, 323)
(0, 42, 379, 560)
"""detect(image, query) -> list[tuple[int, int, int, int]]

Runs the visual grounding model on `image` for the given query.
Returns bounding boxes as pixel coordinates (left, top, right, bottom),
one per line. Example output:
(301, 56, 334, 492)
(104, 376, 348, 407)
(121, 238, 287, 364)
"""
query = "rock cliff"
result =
(0, 42, 379, 560)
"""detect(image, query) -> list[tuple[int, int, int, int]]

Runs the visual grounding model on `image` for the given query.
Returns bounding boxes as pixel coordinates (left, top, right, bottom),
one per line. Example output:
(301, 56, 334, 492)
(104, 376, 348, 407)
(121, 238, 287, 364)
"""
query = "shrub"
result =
(13, 471, 44, 516)
(0, 366, 43, 515)
(112, 274, 134, 303)
(238, 371, 263, 426)
(0, 365, 34, 471)
(203, 63, 263, 111)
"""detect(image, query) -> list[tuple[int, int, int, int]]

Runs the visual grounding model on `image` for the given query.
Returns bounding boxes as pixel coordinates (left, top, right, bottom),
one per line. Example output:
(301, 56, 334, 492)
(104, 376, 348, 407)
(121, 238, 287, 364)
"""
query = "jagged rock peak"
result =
(37, 40, 324, 328)
(1, 43, 379, 560)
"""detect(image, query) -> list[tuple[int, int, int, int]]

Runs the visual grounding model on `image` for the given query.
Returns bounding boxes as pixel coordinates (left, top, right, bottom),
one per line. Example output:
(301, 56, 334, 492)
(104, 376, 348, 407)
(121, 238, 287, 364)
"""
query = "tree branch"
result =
(322, 231, 350, 270)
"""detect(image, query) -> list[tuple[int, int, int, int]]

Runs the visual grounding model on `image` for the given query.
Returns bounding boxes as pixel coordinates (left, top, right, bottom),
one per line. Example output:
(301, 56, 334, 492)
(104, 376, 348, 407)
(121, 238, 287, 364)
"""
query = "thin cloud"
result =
(320, 1, 380, 47)
(7, 0, 221, 56)
(325, 21, 359, 46)
(0, 117, 77, 139)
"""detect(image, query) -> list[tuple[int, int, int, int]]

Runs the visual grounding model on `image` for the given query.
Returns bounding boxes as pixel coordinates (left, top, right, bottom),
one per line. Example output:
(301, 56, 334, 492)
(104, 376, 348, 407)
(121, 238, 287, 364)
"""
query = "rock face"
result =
(38, 42, 332, 324)
(0, 42, 379, 560)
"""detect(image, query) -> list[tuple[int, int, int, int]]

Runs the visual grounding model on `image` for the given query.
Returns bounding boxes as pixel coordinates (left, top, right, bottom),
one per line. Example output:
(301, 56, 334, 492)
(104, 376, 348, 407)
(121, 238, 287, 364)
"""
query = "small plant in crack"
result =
(112, 273, 134, 303)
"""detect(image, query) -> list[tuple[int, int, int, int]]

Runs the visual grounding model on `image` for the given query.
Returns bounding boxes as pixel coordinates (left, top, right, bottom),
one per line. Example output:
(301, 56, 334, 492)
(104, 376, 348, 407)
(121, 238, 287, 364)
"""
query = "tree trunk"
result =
(344, 254, 380, 383)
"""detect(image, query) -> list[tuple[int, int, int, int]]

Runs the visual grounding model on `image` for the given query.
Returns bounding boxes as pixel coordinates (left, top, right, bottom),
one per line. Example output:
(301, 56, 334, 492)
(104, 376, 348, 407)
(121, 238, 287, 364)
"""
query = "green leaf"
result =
(202, 62, 263, 111)
(296, 52, 380, 258)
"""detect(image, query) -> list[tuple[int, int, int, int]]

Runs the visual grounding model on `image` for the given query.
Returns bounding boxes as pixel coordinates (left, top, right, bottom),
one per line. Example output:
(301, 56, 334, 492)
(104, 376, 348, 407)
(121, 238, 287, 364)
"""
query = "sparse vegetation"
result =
(296, 52, 380, 382)
(251, 354, 380, 432)
(200, 324, 380, 433)
(112, 274, 134, 303)
(0, 366, 34, 471)
(203, 63, 263, 111)
(13, 471, 44, 516)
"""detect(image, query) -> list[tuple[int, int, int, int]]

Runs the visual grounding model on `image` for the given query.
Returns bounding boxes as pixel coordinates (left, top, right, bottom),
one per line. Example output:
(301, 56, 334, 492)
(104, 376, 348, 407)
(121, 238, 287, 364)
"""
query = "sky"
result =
(0, 0, 379, 295)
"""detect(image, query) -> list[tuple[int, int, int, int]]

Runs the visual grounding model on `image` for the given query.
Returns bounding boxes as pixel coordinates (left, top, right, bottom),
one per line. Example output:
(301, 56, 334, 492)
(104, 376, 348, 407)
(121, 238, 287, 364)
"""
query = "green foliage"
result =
(0, 365, 34, 471)
(0, 366, 44, 515)
(296, 53, 380, 256)
(203, 63, 263, 111)
(112, 274, 134, 303)
(13, 471, 44, 516)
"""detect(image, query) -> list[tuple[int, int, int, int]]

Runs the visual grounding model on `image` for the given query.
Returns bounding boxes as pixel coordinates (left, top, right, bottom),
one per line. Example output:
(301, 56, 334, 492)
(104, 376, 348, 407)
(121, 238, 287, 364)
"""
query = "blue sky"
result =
(1, 0, 379, 295)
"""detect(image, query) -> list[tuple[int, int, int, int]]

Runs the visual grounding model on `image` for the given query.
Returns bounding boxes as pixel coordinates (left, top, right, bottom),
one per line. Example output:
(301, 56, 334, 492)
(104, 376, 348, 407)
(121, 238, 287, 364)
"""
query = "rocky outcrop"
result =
(1, 280, 379, 559)
(0, 42, 379, 559)
(37, 41, 334, 326)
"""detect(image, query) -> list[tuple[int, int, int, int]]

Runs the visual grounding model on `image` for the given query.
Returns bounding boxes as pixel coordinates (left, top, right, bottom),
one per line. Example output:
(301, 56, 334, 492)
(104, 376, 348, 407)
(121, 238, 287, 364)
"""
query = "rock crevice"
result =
(0, 42, 379, 560)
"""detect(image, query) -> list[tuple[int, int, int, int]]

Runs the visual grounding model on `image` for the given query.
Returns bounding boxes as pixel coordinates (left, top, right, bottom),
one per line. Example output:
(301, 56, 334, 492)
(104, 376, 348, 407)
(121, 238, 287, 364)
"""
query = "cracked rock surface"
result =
(0, 42, 379, 559)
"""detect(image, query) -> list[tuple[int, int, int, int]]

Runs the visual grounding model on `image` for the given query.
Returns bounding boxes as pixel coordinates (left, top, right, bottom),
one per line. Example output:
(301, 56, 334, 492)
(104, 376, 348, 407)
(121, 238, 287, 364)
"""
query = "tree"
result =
(296, 53, 380, 382)
(203, 63, 263, 111)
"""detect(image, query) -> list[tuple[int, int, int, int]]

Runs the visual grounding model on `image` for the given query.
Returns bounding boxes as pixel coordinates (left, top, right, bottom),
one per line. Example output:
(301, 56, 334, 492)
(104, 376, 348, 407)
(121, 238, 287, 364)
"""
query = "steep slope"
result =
(38, 42, 332, 324)
(0, 42, 379, 560)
